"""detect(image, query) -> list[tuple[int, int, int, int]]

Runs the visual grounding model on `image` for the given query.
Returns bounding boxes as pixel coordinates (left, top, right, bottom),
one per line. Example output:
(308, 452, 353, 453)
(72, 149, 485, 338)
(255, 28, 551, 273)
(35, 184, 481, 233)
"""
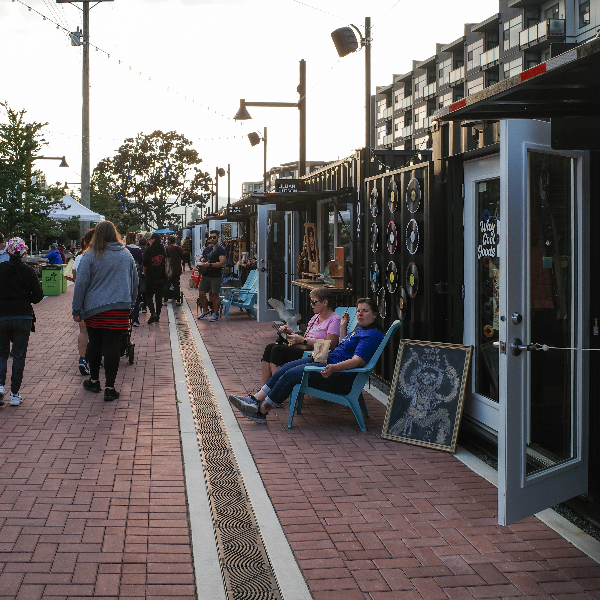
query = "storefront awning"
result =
(233, 187, 356, 210)
(433, 37, 600, 142)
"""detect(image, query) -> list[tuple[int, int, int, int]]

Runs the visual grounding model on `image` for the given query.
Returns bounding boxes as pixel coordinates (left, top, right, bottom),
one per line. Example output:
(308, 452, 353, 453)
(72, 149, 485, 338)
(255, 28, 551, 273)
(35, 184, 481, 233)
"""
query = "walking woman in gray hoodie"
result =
(72, 221, 138, 402)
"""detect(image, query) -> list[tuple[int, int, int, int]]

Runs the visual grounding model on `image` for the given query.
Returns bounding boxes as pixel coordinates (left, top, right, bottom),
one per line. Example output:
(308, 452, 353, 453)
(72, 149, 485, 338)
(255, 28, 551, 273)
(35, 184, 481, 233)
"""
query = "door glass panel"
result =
(267, 210, 286, 304)
(527, 151, 576, 475)
(475, 178, 500, 402)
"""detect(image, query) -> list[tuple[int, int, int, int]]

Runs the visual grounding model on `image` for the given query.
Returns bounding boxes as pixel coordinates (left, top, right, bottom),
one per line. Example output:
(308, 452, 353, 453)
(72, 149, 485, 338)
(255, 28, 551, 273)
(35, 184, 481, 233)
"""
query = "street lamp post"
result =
(233, 59, 306, 178)
(214, 167, 226, 214)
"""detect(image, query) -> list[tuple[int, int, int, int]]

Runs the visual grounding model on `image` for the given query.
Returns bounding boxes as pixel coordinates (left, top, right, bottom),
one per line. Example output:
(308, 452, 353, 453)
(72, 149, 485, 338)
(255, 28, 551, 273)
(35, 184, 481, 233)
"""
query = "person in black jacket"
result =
(0, 237, 44, 407)
(142, 233, 166, 324)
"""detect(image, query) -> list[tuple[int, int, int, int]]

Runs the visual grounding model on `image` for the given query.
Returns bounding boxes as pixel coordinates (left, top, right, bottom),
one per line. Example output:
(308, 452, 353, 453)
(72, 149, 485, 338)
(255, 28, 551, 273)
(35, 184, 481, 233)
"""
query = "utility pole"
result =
(227, 164, 230, 207)
(82, 1, 90, 217)
(58, 0, 113, 232)
(299, 59, 306, 178)
(365, 17, 371, 151)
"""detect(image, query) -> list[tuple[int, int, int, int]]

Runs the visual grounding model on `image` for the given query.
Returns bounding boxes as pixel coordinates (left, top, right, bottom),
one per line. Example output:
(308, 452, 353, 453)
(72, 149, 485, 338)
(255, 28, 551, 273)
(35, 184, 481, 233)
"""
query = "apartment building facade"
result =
(373, 0, 596, 153)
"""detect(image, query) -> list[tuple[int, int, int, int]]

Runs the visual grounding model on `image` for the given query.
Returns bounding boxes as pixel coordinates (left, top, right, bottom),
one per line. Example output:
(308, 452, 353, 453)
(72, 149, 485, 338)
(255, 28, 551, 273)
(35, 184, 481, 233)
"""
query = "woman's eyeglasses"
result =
(310, 299, 320, 306)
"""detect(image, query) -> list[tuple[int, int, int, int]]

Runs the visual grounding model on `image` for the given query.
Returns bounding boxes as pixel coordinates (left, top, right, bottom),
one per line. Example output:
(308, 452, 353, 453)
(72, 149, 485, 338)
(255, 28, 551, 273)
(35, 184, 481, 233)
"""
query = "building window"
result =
(467, 38, 484, 71)
(503, 57, 523, 78)
(467, 77, 484, 96)
(503, 16, 522, 50)
(544, 3, 559, 19)
(579, 0, 590, 27)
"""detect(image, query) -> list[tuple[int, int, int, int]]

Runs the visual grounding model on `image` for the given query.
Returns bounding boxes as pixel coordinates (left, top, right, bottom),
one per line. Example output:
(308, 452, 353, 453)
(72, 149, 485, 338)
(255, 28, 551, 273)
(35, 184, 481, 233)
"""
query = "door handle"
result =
(509, 338, 546, 356)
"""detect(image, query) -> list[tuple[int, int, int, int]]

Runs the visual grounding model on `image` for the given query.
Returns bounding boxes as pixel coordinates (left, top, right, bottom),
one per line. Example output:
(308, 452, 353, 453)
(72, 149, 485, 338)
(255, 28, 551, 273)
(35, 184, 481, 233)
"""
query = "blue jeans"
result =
(261, 357, 354, 407)
(0, 318, 32, 394)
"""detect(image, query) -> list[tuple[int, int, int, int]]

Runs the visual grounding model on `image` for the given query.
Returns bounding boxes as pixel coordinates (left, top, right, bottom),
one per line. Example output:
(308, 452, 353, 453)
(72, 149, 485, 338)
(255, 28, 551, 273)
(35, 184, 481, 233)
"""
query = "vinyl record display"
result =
(377, 288, 387, 318)
(396, 287, 408, 321)
(405, 219, 419, 255)
(386, 221, 398, 254)
(370, 186, 379, 217)
(388, 179, 399, 213)
(406, 177, 421, 213)
(386, 261, 398, 294)
(370, 262, 380, 293)
(371, 223, 379, 253)
(406, 262, 419, 298)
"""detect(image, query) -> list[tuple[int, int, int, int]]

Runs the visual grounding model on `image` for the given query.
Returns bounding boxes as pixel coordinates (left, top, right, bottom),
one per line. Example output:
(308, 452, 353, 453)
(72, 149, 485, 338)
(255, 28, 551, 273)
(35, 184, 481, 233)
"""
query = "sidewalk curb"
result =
(181, 300, 314, 600)
(168, 304, 227, 600)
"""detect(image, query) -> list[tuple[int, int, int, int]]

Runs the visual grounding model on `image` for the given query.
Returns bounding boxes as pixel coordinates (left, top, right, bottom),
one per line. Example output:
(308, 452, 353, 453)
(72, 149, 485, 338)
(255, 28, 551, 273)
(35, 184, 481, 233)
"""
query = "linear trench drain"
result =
(174, 307, 283, 600)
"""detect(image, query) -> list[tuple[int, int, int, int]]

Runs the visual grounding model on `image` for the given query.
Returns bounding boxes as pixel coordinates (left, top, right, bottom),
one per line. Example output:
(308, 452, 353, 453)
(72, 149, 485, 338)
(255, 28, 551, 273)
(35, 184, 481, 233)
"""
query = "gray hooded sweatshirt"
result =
(72, 242, 139, 320)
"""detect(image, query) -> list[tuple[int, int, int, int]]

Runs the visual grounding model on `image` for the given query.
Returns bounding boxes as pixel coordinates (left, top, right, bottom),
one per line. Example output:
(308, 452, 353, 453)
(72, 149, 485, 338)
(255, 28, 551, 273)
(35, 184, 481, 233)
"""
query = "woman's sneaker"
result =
(79, 357, 90, 376)
(228, 394, 260, 414)
(0, 384, 5, 405)
(237, 408, 267, 424)
(10, 392, 22, 406)
(83, 379, 101, 393)
(197, 310, 210, 320)
(104, 388, 120, 402)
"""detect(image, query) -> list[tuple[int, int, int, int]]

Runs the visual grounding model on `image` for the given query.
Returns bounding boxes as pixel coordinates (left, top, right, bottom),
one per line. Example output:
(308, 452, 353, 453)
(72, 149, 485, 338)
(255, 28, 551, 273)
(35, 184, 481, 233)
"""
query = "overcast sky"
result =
(2, 0, 498, 212)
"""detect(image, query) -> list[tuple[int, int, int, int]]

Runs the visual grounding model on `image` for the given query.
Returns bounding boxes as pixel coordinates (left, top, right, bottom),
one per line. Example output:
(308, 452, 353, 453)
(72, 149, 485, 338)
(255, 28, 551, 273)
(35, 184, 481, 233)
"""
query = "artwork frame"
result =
(304, 223, 319, 274)
(381, 340, 473, 453)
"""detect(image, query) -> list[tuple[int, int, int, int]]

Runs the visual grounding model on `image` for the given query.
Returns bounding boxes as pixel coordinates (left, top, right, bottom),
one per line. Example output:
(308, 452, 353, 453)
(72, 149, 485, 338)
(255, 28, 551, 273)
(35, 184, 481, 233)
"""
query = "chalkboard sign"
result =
(382, 340, 472, 453)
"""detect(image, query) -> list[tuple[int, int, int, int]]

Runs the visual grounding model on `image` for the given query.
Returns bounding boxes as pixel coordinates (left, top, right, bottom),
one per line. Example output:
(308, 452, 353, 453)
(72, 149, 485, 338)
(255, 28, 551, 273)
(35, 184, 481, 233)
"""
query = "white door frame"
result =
(463, 155, 501, 431)
(256, 204, 278, 322)
(498, 119, 589, 525)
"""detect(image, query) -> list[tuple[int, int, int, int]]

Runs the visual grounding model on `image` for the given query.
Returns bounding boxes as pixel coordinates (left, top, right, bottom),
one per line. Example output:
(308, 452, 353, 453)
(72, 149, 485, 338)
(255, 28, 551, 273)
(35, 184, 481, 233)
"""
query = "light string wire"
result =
(10, 0, 252, 137)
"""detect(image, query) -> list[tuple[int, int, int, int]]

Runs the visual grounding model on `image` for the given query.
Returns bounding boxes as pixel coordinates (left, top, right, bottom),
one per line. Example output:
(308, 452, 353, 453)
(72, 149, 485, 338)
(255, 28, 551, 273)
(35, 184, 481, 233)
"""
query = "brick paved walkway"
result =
(183, 285, 600, 600)
(0, 287, 194, 599)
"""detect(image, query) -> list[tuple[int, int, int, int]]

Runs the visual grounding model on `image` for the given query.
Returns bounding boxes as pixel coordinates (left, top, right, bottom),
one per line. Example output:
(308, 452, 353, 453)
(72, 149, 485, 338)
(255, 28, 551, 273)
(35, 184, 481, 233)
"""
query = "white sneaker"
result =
(209, 313, 219, 322)
(0, 384, 5, 405)
(197, 310, 210, 320)
(10, 392, 22, 406)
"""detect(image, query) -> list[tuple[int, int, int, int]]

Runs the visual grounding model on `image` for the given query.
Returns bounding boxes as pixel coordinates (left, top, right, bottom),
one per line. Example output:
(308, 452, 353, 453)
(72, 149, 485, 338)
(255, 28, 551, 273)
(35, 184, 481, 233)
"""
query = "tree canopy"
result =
(93, 130, 212, 231)
(0, 102, 64, 239)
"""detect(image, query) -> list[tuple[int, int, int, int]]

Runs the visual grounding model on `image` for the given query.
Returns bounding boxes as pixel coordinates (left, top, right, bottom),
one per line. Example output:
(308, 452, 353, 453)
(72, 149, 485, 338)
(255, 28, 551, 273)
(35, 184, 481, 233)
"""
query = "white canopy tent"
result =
(49, 194, 105, 222)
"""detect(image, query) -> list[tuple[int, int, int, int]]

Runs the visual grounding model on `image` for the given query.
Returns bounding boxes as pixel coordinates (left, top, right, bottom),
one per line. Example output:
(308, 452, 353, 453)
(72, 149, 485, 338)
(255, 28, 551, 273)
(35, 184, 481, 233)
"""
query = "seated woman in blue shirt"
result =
(229, 298, 384, 424)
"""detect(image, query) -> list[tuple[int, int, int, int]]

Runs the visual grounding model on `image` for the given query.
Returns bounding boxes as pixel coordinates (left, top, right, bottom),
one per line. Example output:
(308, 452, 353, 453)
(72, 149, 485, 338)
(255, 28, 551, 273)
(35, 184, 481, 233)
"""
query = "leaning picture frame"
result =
(381, 340, 473, 453)
(304, 223, 319, 274)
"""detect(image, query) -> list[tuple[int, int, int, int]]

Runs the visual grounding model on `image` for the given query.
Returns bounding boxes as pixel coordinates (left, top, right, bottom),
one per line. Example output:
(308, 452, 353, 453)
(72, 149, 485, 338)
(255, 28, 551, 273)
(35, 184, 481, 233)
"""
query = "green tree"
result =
(93, 130, 212, 231)
(0, 102, 62, 238)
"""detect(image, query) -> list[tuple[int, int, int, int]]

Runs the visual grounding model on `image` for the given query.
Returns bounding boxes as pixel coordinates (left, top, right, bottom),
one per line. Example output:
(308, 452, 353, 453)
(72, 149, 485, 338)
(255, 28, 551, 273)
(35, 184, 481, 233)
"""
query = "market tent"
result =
(50, 195, 105, 222)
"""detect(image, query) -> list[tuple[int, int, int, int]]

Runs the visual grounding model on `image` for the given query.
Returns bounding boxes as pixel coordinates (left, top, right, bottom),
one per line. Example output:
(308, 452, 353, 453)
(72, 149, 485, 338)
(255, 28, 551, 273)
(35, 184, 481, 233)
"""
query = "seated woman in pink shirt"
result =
(261, 286, 340, 386)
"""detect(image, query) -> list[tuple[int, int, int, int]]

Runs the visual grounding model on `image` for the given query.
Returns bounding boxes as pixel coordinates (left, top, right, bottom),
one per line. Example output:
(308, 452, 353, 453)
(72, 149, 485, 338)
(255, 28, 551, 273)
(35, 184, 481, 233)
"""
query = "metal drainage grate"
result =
(174, 308, 283, 600)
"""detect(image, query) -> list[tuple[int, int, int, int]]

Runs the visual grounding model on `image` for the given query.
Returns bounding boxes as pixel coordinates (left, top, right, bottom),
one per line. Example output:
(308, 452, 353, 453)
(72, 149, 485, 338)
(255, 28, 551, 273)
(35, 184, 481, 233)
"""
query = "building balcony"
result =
(382, 134, 394, 146)
(480, 45, 500, 69)
(376, 106, 394, 121)
(395, 124, 413, 139)
(447, 65, 465, 86)
(415, 116, 432, 131)
(415, 82, 437, 101)
(400, 96, 413, 110)
(520, 19, 565, 48)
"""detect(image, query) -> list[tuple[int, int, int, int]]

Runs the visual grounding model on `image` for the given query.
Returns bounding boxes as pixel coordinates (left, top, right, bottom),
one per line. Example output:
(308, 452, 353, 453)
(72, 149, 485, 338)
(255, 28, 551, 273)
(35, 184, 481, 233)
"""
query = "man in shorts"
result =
(197, 230, 227, 322)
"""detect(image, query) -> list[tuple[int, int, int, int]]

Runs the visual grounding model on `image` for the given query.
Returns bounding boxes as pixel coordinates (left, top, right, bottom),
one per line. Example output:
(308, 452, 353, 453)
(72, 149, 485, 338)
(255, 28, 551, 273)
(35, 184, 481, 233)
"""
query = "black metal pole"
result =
(365, 17, 371, 151)
(263, 127, 267, 193)
(299, 59, 306, 178)
(227, 164, 230, 207)
(215, 167, 218, 214)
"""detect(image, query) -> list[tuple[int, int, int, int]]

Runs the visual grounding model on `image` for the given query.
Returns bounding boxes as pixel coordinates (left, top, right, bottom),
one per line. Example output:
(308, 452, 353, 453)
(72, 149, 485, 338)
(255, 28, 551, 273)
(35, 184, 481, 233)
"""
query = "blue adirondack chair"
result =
(289, 320, 402, 432)
(220, 269, 257, 302)
(221, 276, 259, 321)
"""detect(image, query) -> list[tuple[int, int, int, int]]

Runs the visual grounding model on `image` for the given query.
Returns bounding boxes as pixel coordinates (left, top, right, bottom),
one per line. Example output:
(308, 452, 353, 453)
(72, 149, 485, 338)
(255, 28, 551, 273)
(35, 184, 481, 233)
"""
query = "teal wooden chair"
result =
(220, 269, 257, 302)
(289, 320, 401, 432)
(221, 276, 259, 320)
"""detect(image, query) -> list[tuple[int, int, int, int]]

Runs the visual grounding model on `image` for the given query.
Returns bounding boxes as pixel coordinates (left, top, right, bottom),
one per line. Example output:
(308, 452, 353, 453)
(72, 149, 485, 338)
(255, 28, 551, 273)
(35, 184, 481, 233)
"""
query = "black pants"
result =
(146, 278, 166, 317)
(86, 326, 123, 388)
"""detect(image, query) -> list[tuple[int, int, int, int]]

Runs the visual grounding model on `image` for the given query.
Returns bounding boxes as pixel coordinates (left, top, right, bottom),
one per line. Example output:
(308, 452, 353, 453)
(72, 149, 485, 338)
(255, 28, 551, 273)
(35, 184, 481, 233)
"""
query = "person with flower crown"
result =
(0, 237, 44, 407)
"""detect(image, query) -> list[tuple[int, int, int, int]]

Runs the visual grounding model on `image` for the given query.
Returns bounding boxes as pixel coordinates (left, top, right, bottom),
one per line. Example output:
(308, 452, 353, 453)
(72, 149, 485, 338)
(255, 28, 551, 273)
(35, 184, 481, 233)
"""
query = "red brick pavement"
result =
(184, 284, 600, 600)
(0, 286, 194, 599)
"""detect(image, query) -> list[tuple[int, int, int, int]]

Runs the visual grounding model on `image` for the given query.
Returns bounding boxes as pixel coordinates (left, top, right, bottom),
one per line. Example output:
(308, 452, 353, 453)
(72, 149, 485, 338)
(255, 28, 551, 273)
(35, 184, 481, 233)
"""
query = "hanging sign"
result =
(276, 179, 306, 193)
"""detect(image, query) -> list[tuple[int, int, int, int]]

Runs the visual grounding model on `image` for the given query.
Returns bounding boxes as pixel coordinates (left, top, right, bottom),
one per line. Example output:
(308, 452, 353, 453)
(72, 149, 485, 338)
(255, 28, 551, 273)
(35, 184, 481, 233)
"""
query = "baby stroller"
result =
(119, 310, 135, 364)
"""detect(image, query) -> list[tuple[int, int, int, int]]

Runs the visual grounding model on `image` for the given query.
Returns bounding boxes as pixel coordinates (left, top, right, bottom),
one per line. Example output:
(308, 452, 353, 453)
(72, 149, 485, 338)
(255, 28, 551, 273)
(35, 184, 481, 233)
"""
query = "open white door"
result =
(498, 120, 589, 525)
(256, 204, 278, 322)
